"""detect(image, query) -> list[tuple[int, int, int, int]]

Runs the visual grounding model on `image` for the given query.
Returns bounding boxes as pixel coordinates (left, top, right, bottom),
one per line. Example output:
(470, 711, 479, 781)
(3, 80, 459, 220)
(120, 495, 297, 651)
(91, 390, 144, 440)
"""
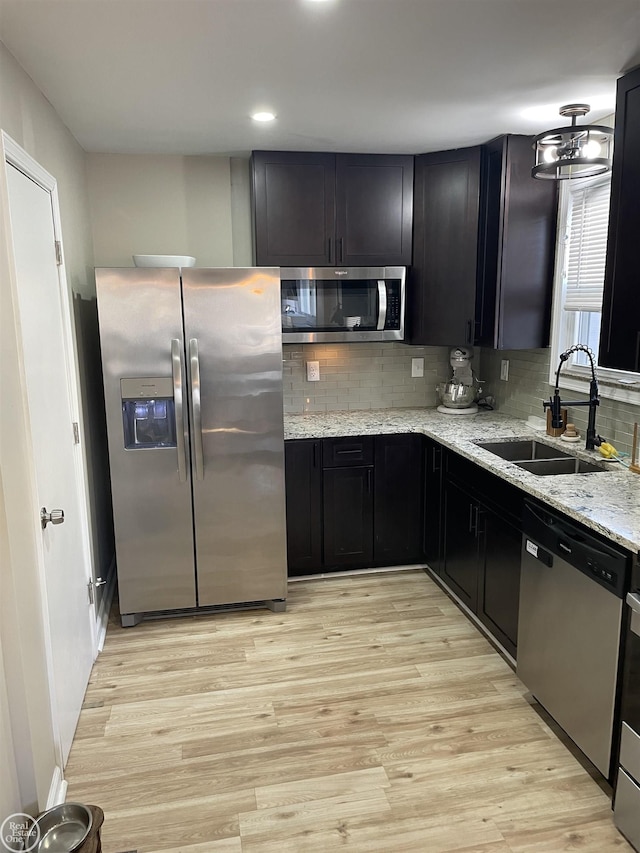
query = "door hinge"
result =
(88, 576, 107, 605)
(55, 240, 63, 266)
(73, 422, 80, 444)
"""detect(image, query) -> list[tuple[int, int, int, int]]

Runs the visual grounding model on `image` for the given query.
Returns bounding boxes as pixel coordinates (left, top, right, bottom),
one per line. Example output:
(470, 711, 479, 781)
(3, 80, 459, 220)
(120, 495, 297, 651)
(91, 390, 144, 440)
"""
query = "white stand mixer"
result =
(436, 347, 482, 415)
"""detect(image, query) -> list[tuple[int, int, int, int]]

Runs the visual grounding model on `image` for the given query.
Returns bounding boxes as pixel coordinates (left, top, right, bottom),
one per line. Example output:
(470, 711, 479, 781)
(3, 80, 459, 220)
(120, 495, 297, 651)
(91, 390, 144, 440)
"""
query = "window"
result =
(549, 171, 640, 399)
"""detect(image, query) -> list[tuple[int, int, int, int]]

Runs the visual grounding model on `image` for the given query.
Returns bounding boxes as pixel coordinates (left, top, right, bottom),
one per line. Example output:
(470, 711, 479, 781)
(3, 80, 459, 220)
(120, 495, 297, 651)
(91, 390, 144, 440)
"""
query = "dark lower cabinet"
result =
(477, 511, 521, 658)
(323, 465, 374, 568)
(284, 439, 322, 576)
(374, 433, 424, 564)
(285, 434, 426, 575)
(423, 439, 443, 572)
(441, 451, 522, 658)
(442, 479, 480, 610)
(285, 436, 521, 658)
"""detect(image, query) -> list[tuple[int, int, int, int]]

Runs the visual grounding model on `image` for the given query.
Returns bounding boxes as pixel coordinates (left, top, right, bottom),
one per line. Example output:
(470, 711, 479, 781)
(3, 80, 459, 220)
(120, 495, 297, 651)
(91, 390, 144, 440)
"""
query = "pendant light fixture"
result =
(532, 103, 613, 180)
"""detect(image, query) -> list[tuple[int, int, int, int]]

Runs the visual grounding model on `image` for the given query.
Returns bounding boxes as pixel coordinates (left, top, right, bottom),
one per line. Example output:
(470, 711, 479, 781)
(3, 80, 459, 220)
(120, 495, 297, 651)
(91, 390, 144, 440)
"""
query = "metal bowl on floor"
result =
(34, 803, 92, 852)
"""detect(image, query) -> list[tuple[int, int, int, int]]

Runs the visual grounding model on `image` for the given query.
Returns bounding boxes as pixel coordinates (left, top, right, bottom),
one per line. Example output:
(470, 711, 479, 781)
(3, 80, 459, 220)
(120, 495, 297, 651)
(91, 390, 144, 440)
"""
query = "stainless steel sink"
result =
(475, 439, 573, 461)
(515, 458, 608, 476)
(475, 438, 608, 475)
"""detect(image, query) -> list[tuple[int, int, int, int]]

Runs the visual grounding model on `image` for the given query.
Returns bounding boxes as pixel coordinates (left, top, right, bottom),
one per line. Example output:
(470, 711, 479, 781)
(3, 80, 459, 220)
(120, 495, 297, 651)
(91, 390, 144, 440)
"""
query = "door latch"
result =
(40, 507, 65, 529)
(87, 576, 107, 605)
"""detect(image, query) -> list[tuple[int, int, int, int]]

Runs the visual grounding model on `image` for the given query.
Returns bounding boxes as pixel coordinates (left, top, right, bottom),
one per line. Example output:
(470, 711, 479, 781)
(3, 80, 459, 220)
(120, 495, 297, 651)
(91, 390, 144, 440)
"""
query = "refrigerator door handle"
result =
(189, 338, 205, 481)
(171, 338, 188, 483)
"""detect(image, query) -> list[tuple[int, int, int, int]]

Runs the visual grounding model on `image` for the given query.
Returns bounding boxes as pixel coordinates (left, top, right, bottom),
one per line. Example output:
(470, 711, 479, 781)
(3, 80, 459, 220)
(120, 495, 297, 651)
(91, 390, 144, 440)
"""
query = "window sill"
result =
(556, 370, 640, 405)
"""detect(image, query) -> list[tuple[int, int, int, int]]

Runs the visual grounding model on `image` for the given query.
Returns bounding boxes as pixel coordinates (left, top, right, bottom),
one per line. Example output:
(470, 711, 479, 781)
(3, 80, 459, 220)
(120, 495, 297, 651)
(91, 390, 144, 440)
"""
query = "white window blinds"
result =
(564, 177, 611, 312)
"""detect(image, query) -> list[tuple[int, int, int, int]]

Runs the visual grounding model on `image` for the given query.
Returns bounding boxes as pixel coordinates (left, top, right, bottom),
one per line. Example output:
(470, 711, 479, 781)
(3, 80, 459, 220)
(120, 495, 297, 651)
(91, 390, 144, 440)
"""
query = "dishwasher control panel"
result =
(523, 502, 630, 598)
(587, 558, 618, 588)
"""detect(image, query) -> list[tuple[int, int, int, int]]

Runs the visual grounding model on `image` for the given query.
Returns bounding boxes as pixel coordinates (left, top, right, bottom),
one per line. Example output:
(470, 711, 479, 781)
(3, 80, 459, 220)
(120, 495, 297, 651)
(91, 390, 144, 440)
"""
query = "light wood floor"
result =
(65, 569, 631, 853)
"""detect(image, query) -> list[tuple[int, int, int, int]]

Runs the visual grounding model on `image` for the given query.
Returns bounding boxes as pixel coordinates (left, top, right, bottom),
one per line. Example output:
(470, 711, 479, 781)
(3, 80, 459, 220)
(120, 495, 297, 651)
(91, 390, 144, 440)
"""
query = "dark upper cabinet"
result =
(408, 136, 557, 349)
(373, 434, 424, 565)
(409, 147, 482, 346)
(335, 154, 414, 266)
(284, 439, 323, 576)
(251, 152, 335, 267)
(251, 151, 414, 267)
(599, 65, 640, 372)
(476, 135, 558, 350)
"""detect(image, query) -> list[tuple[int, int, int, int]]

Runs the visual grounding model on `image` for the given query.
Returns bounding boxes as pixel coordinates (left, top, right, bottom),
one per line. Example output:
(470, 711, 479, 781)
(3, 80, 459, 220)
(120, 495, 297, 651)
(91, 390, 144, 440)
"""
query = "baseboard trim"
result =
(96, 557, 116, 652)
(46, 765, 67, 809)
(288, 563, 427, 582)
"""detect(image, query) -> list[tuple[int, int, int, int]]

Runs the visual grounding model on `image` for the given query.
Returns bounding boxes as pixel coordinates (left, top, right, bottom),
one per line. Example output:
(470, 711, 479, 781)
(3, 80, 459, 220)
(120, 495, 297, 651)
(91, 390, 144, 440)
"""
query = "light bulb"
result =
(583, 139, 602, 159)
(252, 111, 276, 123)
(543, 146, 558, 164)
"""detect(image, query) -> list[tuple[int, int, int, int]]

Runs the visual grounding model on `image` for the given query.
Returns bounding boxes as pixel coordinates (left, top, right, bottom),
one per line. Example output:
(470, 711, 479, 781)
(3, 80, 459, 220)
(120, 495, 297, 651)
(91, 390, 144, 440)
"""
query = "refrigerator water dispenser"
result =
(120, 377, 176, 449)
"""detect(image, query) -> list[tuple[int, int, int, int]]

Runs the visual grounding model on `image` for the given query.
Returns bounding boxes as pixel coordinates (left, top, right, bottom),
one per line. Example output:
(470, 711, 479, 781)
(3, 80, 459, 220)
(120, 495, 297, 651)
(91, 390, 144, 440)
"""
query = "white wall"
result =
(87, 153, 237, 267)
(0, 40, 97, 814)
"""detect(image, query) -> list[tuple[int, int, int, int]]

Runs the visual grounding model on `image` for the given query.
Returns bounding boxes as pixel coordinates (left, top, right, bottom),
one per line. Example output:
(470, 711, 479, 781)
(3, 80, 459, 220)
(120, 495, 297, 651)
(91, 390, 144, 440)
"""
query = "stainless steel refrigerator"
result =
(96, 267, 287, 626)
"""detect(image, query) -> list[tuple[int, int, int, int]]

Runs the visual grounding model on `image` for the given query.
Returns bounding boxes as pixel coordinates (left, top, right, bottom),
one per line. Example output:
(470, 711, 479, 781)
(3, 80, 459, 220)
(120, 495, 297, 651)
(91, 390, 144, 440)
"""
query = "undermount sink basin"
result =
(475, 439, 573, 461)
(514, 458, 608, 476)
(475, 439, 608, 475)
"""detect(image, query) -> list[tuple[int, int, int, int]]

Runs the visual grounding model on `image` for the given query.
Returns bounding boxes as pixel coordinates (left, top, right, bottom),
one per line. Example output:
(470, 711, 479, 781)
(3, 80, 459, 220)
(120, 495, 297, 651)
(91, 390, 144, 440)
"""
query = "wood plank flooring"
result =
(64, 570, 631, 853)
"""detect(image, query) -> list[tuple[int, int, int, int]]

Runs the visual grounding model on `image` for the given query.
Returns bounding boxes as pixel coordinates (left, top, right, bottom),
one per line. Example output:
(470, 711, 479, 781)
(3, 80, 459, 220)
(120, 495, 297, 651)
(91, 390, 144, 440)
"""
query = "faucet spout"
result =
(543, 345, 602, 451)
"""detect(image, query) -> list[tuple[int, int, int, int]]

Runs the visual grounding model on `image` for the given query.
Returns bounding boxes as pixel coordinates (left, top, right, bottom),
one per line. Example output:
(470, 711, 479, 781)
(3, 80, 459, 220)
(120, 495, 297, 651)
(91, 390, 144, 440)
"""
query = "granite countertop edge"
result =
(284, 407, 640, 554)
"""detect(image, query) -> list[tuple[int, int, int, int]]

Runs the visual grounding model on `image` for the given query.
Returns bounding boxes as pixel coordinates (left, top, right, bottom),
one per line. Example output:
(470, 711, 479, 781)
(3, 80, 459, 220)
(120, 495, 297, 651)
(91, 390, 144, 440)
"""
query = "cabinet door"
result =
(323, 465, 374, 568)
(477, 135, 557, 350)
(423, 439, 443, 572)
(373, 434, 424, 565)
(442, 479, 479, 610)
(284, 440, 323, 576)
(251, 151, 335, 266)
(599, 66, 640, 371)
(335, 154, 414, 266)
(408, 148, 481, 345)
(477, 510, 521, 659)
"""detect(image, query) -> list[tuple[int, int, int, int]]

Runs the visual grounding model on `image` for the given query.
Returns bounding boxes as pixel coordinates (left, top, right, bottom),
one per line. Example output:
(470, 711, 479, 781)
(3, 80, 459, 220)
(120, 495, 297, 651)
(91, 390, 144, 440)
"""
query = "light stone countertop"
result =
(284, 407, 640, 554)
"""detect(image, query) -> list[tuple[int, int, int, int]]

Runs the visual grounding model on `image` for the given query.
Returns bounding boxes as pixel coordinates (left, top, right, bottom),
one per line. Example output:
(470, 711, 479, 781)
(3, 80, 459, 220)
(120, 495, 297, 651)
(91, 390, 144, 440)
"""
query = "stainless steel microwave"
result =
(280, 267, 406, 344)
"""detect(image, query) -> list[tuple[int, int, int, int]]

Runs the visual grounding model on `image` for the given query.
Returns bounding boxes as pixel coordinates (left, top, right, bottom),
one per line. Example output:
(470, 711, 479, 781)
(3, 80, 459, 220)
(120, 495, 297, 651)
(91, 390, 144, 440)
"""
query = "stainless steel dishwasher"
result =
(518, 501, 629, 779)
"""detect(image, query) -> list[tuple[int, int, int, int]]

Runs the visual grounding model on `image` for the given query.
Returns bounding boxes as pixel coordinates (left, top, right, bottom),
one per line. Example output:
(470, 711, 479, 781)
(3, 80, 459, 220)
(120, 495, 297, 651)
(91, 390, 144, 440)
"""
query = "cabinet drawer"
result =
(445, 450, 523, 525)
(323, 436, 374, 467)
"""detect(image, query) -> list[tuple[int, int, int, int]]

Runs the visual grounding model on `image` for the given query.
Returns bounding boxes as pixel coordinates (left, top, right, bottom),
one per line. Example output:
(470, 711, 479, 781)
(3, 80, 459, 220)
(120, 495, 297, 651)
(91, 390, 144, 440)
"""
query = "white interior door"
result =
(5, 159, 95, 766)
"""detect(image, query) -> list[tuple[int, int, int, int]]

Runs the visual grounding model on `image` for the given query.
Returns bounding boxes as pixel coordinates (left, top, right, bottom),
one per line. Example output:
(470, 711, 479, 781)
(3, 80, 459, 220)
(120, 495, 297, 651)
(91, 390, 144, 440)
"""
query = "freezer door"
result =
(96, 268, 196, 615)
(181, 268, 287, 606)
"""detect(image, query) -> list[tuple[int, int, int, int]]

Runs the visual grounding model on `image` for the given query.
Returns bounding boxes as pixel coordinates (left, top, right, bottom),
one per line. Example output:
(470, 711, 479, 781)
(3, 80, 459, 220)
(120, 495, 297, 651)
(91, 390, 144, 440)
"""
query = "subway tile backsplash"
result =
(480, 348, 640, 457)
(283, 342, 640, 458)
(283, 343, 451, 413)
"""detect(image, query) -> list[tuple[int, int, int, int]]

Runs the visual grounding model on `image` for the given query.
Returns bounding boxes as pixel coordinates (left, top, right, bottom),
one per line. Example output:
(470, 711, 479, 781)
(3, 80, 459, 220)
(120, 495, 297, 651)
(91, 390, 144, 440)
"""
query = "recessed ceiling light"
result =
(252, 111, 276, 123)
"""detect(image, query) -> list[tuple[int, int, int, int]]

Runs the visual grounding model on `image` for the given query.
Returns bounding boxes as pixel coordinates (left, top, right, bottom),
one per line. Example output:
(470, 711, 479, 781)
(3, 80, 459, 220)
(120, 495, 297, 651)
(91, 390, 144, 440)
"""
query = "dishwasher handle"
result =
(627, 592, 640, 616)
(628, 593, 640, 639)
(525, 501, 626, 564)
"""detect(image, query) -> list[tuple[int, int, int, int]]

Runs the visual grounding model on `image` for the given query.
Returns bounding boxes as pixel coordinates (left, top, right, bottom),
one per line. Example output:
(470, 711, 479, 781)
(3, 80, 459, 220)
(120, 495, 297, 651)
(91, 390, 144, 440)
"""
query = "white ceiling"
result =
(1, 0, 639, 157)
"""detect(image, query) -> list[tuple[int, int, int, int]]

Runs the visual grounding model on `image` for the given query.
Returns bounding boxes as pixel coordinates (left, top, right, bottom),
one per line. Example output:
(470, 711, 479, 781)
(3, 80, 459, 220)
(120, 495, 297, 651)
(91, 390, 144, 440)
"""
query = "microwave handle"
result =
(377, 281, 387, 331)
